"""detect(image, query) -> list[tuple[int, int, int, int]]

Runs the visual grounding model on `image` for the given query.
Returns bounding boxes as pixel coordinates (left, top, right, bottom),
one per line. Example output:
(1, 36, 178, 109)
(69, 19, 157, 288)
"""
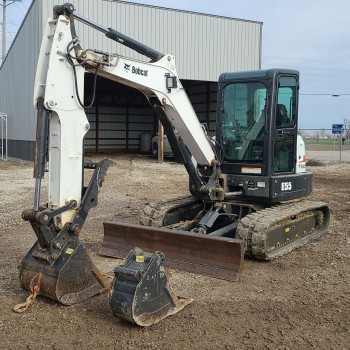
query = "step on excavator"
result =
(17, 3, 330, 319)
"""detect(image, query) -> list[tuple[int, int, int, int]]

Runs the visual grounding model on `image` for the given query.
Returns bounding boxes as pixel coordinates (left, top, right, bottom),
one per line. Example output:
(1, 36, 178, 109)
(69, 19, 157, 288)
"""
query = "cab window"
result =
(275, 77, 297, 129)
(221, 82, 267, 162)
(274, 76, 297, 173)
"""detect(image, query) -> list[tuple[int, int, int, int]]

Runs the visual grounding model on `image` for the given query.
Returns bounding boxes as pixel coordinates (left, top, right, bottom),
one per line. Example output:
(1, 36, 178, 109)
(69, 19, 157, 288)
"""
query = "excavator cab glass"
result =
(221, 81, 267, 162)
(217, 69, 301, 178)
(273, 76, 298, 173)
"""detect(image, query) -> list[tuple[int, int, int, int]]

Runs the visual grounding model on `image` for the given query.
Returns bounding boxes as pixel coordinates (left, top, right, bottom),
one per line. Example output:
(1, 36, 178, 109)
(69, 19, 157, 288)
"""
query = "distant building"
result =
(0, 0, 262, 160)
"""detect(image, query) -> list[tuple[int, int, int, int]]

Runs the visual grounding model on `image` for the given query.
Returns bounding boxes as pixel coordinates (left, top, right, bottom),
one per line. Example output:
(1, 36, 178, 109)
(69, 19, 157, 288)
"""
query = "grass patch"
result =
(306, 143, 350, 151)
(306, 159, 325, 166)
(305, 138, 349, 150)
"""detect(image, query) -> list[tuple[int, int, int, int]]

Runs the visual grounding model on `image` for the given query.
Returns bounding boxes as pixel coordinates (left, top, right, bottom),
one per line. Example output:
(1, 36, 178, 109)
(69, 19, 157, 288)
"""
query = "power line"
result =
(19, 0, 27, 12)
(14, 2, 24, 15)
(1, 0, 23, 63)
(264, 55, 350, 66)
(2, 20, 20, 25)
(300, 94, 350, 96)
(262, 62, 350, 74)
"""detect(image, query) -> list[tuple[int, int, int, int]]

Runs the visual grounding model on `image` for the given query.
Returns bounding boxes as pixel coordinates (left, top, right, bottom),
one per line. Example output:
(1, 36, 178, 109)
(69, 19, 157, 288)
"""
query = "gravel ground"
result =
(0, 154, 349, 350)
(307, 150, 350, 162)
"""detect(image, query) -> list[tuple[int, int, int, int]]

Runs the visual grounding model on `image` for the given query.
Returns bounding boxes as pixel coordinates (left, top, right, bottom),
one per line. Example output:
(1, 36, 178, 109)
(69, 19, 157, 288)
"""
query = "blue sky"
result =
(1, 0, 350, 131)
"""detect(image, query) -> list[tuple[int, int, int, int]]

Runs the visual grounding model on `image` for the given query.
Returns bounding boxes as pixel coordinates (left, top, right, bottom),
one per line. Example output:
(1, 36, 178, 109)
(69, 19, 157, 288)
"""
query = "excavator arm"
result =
(33, 5, 224, 205)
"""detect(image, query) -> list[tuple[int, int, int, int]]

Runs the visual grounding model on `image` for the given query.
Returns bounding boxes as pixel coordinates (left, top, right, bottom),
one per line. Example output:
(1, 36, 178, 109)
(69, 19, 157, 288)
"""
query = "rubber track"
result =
(139, 195, 200, 227)
(236, 200, 330, 260)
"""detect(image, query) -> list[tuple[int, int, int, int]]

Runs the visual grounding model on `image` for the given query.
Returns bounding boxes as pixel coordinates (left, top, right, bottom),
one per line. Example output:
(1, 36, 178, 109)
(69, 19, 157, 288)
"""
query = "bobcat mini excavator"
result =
(18, 4, 330, 317)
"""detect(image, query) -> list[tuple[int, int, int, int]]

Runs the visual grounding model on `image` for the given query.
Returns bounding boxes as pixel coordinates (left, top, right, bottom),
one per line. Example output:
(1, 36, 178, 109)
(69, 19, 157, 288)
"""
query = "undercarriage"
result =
(101, 196, 330, 280)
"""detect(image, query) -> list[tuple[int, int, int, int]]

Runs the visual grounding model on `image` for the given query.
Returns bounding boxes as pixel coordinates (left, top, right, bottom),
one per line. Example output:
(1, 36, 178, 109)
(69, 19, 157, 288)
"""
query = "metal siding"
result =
(42, 0, 261, 80)
(3, 0, 261, 153)
(0, 0, 40, 141)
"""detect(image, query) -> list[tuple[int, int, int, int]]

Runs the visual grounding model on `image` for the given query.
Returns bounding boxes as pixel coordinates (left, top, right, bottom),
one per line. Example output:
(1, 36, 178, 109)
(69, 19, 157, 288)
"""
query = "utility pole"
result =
(1, 0, 22, 63)
(2, 0, 6, 63)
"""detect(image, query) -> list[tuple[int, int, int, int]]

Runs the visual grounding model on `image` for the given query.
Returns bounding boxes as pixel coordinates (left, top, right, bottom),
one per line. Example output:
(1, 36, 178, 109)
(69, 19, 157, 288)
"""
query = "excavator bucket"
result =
(18, 157, 112, 306)
(110, 247, 193, 326)
(19, 241, 110, 305)
(102, 222, 244, 281)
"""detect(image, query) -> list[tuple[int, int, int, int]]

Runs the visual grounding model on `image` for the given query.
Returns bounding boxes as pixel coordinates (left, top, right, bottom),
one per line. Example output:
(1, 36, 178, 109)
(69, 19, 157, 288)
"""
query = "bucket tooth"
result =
(19, 241, 110, 305)
(110, 247, 193, 326)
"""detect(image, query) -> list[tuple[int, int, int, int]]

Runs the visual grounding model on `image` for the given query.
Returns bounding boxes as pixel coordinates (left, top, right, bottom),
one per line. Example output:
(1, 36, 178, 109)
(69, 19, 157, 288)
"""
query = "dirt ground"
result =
(0, 154, 349, 350)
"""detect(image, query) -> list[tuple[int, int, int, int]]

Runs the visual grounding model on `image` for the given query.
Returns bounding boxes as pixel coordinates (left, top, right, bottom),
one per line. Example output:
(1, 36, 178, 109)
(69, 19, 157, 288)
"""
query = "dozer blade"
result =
(102, 221, 244, 281)
(19, 241, 110, 305)
(110, 247, 193, 326)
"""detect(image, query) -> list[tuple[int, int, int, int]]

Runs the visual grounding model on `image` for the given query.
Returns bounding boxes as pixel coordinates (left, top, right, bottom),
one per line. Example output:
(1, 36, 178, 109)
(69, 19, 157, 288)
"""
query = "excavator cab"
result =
(124, 69, 329, 263)
(217, 69, 312, 203)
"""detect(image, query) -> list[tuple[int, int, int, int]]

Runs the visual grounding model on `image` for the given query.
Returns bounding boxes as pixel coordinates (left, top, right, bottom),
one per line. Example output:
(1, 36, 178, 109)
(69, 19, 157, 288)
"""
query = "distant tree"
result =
(298, 129, 309, 138)
(298, 129, 303, 136)
(343, 119, 350, 140)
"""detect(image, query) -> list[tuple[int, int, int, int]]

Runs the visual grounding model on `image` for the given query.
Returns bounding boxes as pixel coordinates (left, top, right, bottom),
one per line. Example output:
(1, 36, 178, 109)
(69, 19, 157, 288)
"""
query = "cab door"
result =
(273, 75, 298, 174)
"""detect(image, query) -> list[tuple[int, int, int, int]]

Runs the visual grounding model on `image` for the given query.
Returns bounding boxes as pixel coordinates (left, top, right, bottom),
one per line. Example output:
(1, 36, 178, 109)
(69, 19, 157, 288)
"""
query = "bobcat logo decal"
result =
(124, 63, 131, 72)
(123, 62, 148, 76)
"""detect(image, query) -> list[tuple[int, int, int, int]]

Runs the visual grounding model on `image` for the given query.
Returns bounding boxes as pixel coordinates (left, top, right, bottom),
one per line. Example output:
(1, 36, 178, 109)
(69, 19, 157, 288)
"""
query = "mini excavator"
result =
(18, 3, 330, 321)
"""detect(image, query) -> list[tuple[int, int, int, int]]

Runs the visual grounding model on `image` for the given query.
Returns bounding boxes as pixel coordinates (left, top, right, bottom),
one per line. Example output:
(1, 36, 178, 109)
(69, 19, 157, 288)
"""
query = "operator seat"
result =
(276, 104, 289, 128)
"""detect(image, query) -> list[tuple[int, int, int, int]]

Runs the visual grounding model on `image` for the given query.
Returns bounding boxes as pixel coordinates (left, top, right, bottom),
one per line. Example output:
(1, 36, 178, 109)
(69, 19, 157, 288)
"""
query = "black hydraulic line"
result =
(70, 8, 164, 61)
(33, 99, 49, 179)
(150, 102, 205, 193)
(105, 28, 164, 62)
(208, 222, 238, 237)
(151, 103, 184, 162)
(73, 12, 110, 34)
(33, 99, 49, 210)
(54, 4, 82, 51)
(192, 206, 221, 234)
(178, 139, 205, 194)
(66, 41, 100, 109)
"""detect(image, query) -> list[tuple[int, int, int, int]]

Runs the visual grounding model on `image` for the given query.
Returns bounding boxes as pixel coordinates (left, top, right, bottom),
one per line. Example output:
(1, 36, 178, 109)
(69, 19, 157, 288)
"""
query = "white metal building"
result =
(0, 0, 262, 160)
